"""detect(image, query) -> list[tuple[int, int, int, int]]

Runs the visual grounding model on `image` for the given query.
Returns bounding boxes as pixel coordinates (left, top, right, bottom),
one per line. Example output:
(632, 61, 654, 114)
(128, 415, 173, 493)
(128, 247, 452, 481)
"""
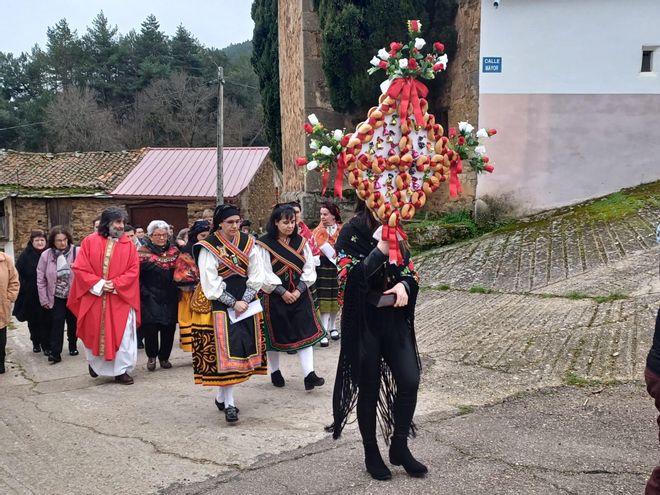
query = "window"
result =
(642, 50, 653, 72)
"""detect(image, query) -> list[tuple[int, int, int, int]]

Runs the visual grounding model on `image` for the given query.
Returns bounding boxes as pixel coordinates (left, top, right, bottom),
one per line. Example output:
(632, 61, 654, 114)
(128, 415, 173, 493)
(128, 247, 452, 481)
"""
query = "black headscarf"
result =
(183, 220, 211, 255)
(212, 204, 240, 232)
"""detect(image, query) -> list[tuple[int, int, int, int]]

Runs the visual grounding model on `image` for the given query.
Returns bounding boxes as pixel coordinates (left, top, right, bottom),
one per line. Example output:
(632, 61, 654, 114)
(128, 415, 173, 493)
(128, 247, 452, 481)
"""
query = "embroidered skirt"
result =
(316, 256, 340, 313)
(262, 288, 324, 352)
(178, 290, 194, 352)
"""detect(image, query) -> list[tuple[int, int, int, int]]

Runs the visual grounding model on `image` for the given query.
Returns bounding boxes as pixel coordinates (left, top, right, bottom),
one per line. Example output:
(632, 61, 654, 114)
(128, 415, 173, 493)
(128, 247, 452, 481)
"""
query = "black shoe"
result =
(48, 354, 62, 364)
(319, 337, 329, 348)
(0, 363, 5, 374)
(215, 399, 225, 411)
(43, 349, 51, 356)
(137, 341, 145, 349)
(304, 371, 325, 390)
(69, 349, 79, 356)
(364, 442, 392, 481)
(32, 344, 41, 353)
(88, 365, 98, 378)
(225, 405, 239, 423)
(159, 359, 172, 369)
(271, 370, 285, 387)
(330, 329, 340, 340)
(389, 436, 428, 477)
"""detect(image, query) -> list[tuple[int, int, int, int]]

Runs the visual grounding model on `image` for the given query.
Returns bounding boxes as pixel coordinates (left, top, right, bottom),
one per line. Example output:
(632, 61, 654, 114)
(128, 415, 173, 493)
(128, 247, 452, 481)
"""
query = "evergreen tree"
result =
(82, 11, 121, 106)
(134, 14, 171, 89)
(45, 18, 85, 90)
(170, 25, 204, 75)
(251, 0, 281, 167)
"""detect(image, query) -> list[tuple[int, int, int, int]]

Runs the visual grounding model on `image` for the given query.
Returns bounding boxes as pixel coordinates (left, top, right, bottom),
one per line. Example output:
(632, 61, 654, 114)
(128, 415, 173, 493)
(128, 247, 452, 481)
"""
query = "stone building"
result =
(277, 0, 481, 223)
(0, 147, 281, 257)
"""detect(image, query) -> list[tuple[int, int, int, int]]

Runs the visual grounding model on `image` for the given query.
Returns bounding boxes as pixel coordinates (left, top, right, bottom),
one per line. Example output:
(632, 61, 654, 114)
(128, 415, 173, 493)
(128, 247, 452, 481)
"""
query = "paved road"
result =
(1, 201, 658, 494)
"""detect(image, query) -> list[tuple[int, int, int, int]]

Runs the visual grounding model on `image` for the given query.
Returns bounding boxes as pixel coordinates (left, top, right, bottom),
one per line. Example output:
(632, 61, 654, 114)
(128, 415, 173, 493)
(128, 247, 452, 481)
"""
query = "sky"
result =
(0, 0, 255, 55)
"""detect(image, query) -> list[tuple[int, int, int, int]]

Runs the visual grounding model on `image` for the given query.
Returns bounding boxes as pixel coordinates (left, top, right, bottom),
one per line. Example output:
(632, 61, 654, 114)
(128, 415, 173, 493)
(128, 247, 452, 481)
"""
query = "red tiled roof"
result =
(0, 149, 148, 193)
(111, 147, 270, 199)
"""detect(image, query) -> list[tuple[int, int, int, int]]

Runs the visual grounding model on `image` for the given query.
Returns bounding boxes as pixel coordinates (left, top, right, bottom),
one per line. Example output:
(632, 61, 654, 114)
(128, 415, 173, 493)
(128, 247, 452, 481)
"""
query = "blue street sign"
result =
(482, 57, 502, 73)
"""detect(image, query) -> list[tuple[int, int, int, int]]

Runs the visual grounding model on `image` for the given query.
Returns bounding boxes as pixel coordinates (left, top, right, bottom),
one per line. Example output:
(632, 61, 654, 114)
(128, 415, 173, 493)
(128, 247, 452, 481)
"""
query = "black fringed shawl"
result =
(327, 218, 421, 444)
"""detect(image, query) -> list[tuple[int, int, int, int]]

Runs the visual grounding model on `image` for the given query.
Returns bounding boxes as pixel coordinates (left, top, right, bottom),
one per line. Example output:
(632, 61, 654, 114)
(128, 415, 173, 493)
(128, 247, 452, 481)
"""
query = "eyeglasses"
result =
(222, 220, 241, 225)
(151, 233, 169, 238)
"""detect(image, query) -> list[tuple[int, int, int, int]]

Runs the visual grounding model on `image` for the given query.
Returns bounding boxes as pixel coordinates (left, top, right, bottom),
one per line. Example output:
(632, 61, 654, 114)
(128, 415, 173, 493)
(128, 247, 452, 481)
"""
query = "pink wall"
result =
(477, 94, 660, 215)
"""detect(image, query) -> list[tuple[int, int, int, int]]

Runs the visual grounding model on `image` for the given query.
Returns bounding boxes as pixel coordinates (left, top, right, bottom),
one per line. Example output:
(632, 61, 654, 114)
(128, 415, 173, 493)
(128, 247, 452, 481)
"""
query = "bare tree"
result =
(223, 97, 263, 146)
(45, 86, 123, 151)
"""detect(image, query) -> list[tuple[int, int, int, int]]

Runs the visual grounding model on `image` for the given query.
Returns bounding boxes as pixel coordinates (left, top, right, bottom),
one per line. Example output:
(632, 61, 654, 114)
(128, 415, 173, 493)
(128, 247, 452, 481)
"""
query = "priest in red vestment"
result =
(67, 207, 141, 384)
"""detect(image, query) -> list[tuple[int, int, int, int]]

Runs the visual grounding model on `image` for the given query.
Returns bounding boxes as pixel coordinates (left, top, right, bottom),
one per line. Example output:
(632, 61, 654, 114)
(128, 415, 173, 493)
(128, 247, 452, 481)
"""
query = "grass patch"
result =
(593, 293, 629, 304)
(564, 372, 599, 386)
(457, 404, 475, 415)
(565, 291, 589, 300)
(468, 286, 496, 294)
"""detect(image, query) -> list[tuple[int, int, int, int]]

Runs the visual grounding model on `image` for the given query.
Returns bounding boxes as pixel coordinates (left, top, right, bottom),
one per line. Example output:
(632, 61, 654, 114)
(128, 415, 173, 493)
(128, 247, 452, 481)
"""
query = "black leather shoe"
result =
(69, 349, 79, 356)
(32, 345, 41, 353)
(364, 442, 392, 481)
(330, 329, 340, 340)
(389, 436, 428, 477)
(48, 354, 62, 364)
(137, 341, 145, 349)
(0, 364, 5, 374)
(114, 372, 134, 385)
(159, 359, 172, 369)
(88, 365, 98, 378)
(43, 349, 51, 356)
(304, 371, 325, 390)
(271, 370, 285, 387)
(225, 405, 239, 423)
(215, 399, 225, 411)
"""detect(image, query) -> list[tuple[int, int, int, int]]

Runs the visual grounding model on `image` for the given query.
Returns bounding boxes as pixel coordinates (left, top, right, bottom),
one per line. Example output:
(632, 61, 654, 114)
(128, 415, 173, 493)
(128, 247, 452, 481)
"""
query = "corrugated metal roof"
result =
(111, 147, 270, 199)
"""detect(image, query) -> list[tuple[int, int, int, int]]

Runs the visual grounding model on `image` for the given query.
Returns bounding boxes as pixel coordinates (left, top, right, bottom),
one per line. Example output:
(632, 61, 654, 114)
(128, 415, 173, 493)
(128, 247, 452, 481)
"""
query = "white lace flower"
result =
(414, 38, 426, 50)
(320, 146, 332, 156)
(306, 160, 318, 171)
(474, 145, 487, 156)
(458, 121, 474, 134)
(399, 58, 408, 69)
(476, 128, 489, 139)
(333, 129, 343, 141)
(370, 56, 381, 67)
(377, 48, 390, 60)
(307, 114, 319, 126)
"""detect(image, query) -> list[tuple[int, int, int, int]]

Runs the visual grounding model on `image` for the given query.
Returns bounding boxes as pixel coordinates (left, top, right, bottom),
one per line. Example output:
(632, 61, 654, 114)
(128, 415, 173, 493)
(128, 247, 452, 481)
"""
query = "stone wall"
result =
(424, 0, 481, 215)
(243, 161, 281, 231)
(70, 198, 118, 240)
(186, 200, 216, 227)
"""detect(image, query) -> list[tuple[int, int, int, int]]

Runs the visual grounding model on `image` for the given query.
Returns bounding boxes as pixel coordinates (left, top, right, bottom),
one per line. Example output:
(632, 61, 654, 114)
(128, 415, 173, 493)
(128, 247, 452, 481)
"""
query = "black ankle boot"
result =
(389, 435, 428, 477)
(271, 370, 285, 387)
(364, 442, 391, 480)
(304, 371, 325, 390)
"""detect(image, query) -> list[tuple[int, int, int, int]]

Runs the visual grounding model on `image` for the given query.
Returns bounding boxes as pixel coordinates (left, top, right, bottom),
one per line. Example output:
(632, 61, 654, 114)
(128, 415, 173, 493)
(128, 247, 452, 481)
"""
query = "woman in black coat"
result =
(138, 220, 180, 371)
(13, 230, 51, 354)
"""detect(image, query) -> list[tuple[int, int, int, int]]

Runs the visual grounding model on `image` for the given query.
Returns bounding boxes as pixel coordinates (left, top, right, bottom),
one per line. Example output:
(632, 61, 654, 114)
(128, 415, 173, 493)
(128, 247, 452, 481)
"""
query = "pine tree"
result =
(170, 25, 204, 75)
(133, 14, 171, 89)
(82, 11, 121, 106)
(45, 18, 85, 91)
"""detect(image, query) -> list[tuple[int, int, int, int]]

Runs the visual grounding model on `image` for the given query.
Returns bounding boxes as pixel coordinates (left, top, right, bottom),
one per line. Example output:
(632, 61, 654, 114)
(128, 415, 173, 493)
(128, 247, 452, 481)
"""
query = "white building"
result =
(477, 0, 660, 215)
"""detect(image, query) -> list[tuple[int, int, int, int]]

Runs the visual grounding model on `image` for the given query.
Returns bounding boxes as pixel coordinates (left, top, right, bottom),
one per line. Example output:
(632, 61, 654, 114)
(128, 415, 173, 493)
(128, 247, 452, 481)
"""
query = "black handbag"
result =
(366, 291, 396, 307)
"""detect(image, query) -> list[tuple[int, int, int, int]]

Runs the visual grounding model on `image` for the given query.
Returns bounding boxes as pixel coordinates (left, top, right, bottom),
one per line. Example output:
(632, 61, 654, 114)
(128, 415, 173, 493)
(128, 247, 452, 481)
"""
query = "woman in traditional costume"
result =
(191, 204, 266, 423)
(312, 201, 342, 346)
(290, 201, 321, 310)
(328, 200, 427, 480)
(173, 220, 211, 352)
(257, 204, 325, 390)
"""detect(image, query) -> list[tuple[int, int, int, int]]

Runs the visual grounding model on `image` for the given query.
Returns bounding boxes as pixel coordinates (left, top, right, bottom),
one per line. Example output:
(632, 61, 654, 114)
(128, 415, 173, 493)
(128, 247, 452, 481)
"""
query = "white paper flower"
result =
(306, 160, 318, 171)
(307, 114, 319, 126)
(458, 121, 474, 134)
(399, 58, 408, 69)
(476, 128, 489, 139)
(370, 56, 381, 67)
(320, 146, 332, 156)
(377, 48, 390, 60)
(333, 129, 343, 141)
(414, 38, 426, 50)
(437, 54, 449, 66)
(309, 140, 319, 150)
(474, 145, 487, 156)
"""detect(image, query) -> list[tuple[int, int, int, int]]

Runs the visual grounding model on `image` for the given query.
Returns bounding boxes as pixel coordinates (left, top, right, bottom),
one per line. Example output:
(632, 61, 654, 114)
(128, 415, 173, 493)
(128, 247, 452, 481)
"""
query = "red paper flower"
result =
(295, 157, 307, 166)
(407, 20, 421, 33)
(484, 164, 495, 173)
(433, 63, 445, 72)
(487, 128, 498, 136)
(408, 57, 418, 69)
(378, 60, 388, 69)
(304, 122, 313, 134)
(434, 42, 445, 52)
(448, 127, 457, 138)
(457, 136, 465, 145)
(390, 41, 403, 52)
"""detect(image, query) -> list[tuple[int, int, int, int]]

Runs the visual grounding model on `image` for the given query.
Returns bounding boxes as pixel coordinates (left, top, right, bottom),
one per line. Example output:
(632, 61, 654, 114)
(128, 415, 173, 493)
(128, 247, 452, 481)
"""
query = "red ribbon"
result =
(382, 223, 409, 265)
(449, 158, 463, 198)
(321, 170, 329, 196)
(386, 77, 429, 124)
(334, 152, 347, 198)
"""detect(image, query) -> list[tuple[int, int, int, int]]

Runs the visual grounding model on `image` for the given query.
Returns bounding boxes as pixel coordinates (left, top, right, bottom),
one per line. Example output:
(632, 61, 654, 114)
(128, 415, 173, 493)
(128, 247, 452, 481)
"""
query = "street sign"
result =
(482, 57, 502, 73)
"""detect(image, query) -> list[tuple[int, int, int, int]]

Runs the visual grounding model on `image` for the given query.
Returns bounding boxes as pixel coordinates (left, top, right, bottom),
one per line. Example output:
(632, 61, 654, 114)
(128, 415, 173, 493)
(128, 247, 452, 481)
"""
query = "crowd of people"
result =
(0, 200, 429, 480)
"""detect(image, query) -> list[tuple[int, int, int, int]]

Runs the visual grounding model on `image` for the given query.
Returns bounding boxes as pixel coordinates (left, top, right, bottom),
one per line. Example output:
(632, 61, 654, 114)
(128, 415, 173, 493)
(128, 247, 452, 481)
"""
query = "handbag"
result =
(190, 283, 212, 313)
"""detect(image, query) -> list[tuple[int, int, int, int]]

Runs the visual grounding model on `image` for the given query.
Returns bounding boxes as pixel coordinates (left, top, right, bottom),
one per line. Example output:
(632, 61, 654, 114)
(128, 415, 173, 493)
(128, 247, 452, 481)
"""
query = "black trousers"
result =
(49, 297, 77, 358)
(28, 306, 51, 350)
(0, 326, 6, 365)
(357, 311, 420, 444)
(142, 323, 176, 360)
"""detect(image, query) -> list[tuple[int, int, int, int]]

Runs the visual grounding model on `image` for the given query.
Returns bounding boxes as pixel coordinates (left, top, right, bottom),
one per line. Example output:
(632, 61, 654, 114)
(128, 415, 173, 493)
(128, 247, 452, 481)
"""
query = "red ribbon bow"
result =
(334, 152, 347, 198)
(386, 77, 429, 125)
(382, 223, 409, 265)
(449, 158, 463, 198)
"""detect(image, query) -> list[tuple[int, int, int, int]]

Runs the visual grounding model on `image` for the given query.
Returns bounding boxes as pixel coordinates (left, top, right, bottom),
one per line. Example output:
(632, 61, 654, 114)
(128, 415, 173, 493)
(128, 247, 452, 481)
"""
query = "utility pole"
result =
(216, 66, 225, 205)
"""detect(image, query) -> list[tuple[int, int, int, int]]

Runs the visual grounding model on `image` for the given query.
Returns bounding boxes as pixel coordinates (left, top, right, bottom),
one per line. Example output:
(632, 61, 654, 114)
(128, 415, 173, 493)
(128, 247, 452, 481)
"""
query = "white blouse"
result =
(198, 245, 264, 300)
(258, 241, 317, 294)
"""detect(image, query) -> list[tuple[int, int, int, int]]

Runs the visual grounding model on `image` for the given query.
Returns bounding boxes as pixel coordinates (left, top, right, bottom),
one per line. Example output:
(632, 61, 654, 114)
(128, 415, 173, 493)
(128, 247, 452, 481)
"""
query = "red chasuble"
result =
(67, 233, 141, 360)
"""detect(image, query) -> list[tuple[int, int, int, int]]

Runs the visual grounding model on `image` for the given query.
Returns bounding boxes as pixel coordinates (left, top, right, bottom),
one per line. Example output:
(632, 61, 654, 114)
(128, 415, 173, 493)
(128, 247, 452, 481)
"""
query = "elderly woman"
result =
(257, 204, 325, 391)
(138, 220, 180, 371)
(328, 200, 427, 481)
(191, 204, 265, 423)
(0, 251, 20, 374)
(173, 219, 211, 352)
(13, 230, 51, 354)
(37, 226, 79, 364)
(312, 202, 343, 346)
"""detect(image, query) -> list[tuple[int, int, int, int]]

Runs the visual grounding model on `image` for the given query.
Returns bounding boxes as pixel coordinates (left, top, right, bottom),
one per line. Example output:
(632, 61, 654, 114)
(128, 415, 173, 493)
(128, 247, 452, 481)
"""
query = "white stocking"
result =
(298, 346, 314, 376)
(327, 311, 338, 331)
(267, 350, 280, 373)
(223, 385, 235, 407)
(216, 386, 225, 403)
(320, 312, 330, 332)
